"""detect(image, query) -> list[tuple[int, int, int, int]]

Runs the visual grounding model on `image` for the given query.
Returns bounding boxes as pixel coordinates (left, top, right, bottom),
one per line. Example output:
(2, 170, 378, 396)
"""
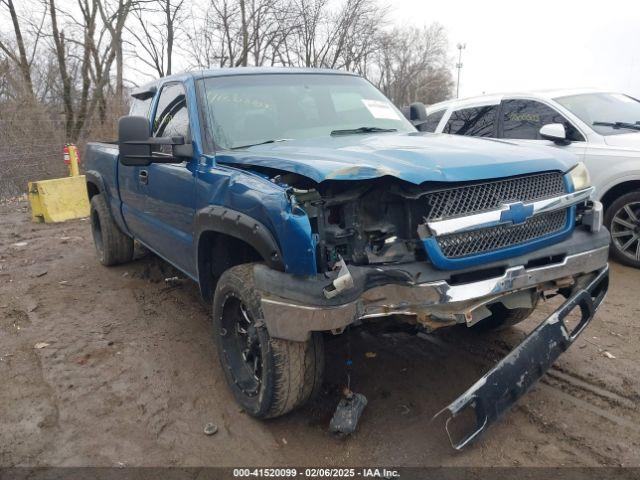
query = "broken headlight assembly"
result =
(296, 180, 426, 272)
(567, 162, 591, 191)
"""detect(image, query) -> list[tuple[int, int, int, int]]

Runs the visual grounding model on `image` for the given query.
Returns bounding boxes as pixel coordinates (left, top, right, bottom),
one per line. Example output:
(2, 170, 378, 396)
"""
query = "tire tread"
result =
(213, 263, 324, 419)
(90, 194, 133, 266)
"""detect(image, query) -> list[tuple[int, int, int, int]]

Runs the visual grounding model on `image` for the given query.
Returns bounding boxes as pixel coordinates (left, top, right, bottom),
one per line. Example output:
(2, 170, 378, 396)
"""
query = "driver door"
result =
(142, 82, 197, 275)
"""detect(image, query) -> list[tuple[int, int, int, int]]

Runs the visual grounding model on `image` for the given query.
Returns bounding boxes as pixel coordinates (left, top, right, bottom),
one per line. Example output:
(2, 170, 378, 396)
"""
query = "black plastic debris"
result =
(329, 391, 368, 436)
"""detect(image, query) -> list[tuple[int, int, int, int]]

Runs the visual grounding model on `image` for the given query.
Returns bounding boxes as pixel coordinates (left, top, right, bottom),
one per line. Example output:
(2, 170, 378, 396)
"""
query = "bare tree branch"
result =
(0, 0, 35, 97)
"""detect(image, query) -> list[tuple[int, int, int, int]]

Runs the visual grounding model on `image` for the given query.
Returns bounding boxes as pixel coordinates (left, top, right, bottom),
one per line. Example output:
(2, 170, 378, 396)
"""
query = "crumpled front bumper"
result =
(437, 265, 609, 449)
(256, 242, 609, 342)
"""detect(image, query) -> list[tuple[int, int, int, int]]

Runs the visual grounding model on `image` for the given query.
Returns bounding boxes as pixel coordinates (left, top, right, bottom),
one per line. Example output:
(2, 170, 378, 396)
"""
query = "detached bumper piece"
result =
(439, 265, 609, 450)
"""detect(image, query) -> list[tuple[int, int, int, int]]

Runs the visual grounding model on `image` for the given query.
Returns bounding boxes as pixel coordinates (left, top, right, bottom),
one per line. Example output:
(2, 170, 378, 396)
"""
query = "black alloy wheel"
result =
(219, 294, 263, 397)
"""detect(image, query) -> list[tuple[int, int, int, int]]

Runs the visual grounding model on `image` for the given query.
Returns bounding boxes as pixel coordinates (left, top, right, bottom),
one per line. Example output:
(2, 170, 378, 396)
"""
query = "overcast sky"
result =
(391, 0, 640, 99)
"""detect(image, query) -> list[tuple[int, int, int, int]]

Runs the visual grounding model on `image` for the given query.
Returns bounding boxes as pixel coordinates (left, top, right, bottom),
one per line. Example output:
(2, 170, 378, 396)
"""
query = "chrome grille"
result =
(424, 172, 565, 221)
(437, 210, 568, 258)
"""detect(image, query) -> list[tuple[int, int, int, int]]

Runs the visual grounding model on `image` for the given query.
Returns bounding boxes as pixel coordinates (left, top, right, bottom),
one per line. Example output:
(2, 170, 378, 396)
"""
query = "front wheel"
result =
(605, 191, 640, 268)
(212, 264, 324, 419)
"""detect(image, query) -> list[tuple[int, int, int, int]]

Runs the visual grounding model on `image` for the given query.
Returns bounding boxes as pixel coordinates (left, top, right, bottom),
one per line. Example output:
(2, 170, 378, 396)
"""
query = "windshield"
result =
(555, 92, 640, 136)
(199, 73, 414, 150)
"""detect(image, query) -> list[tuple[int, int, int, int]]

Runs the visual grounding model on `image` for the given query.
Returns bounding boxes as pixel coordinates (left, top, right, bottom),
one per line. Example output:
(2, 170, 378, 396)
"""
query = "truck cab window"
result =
(129, 97, 152, 117)
(153, 83, 190, 142)
(420, 109, 446, 132)
(443, 105, 497, 137)
(501, 99, 584, 141)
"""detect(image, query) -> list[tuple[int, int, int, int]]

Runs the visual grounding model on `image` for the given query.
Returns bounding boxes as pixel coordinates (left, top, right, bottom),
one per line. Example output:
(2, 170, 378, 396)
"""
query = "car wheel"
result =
(212, 263, 324, 419)
(605, 191, 640, 268)
(90, 193, 134, 266)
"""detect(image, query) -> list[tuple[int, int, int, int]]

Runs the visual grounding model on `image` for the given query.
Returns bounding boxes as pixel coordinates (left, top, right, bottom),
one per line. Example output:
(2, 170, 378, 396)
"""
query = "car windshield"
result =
(555, 92, 640, 136)
(199, 73, 414, 150)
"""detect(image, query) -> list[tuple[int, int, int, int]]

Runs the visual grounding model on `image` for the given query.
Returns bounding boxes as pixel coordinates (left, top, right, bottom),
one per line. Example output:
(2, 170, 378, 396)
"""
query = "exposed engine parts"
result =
(288, 176, 431, 272)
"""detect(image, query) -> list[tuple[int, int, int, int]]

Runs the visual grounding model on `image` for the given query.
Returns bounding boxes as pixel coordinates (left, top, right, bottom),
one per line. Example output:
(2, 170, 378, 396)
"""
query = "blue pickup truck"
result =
(85, 67, 610, 448)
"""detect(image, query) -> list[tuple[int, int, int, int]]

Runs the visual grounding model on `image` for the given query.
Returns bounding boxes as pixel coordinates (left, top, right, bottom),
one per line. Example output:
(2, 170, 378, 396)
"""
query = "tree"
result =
(370, 24, 453, 106)
(47, 0, 134, 141)
(0, 0, 44, 99)
(98, 0, 135, 98)
(127, 0, 185, 78)
(188, 0, 293, 69)
(284, 0, 382, 69)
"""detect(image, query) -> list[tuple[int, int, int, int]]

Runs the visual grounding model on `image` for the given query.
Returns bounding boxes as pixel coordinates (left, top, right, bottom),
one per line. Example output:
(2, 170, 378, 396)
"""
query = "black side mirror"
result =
(119, 116, 152, 166)
(402, 102, 429, 130)
(118, 116, 193, 166)
(408, 102, 428, 123)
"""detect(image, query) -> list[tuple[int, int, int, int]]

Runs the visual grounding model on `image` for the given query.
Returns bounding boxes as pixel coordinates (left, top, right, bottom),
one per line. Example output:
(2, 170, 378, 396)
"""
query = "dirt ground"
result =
(1, 198, 640, 468)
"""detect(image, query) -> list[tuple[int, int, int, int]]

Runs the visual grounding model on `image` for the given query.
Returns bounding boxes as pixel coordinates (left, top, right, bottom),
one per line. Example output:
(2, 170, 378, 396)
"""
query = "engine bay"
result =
(273, 172, 432, 272)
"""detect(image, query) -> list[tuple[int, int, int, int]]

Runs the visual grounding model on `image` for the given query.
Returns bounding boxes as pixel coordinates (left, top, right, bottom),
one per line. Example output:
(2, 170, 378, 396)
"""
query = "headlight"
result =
(568, 162, 591, 191)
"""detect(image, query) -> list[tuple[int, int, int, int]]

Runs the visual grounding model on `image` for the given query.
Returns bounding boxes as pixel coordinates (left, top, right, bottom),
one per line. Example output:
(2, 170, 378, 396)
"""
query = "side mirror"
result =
(118, 116, 193, 166)
(405, 102, 430, 131)
(540, 123, 570, 146)
(408, 102, 427, 122)
(119, 116, 152, 166)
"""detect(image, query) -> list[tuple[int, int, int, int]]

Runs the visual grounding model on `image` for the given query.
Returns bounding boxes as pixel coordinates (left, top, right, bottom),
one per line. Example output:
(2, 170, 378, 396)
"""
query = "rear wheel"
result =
(90, 194, 134, 266)
(605, 191, 640, 268)
(212, 263, 324, 418)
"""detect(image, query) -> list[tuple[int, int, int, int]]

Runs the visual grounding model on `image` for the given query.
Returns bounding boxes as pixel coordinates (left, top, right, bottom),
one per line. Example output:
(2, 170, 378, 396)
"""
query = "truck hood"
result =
(215, 132, 578, 185)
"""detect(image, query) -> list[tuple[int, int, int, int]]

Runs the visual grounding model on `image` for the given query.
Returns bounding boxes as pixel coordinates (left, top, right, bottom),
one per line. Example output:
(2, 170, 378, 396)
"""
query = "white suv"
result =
(417, 89, 640, 268)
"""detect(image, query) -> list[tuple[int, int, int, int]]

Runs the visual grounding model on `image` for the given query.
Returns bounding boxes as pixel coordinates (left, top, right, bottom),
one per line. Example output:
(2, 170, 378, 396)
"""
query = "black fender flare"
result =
(85, 170, 106, 197)
(194, 205, 285, 275)
(85, 170, 130, 236)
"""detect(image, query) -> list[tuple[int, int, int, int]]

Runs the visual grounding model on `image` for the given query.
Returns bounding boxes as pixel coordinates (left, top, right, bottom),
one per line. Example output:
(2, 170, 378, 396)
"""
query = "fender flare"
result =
(194, 206, 285, 274)
(85, 170, 106, 196)
(85, 169, 131, 236)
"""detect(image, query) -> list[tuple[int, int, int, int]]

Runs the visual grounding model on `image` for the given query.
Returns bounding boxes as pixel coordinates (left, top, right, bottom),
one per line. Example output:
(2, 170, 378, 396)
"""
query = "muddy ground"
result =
(1, 198, 639, 468)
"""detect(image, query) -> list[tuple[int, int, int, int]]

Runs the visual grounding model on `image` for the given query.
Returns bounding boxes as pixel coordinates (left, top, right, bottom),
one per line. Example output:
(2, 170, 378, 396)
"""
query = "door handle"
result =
(139, 169, 148, 185)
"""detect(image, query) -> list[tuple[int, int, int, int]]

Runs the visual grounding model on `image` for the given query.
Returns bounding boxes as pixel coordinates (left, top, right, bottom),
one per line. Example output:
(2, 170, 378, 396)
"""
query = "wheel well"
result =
(601, 181, 640, 212)
(87, 181, 100, 199)
(197, 231, 264, 302)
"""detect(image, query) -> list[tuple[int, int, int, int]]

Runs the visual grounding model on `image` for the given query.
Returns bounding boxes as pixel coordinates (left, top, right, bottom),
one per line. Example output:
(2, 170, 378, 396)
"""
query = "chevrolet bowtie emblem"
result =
(500, 202, 534, 225)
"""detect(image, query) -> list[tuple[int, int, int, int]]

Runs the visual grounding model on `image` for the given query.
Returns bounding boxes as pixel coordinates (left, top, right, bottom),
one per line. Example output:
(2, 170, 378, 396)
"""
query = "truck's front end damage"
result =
(253, 166, 608, 336)
(438, 266, 608, 449)
(246, 166, 609, 446)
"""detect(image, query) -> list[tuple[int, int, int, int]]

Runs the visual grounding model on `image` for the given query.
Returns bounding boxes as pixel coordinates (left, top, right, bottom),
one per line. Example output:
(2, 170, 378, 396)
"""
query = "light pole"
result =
(456, 43, 466, 99)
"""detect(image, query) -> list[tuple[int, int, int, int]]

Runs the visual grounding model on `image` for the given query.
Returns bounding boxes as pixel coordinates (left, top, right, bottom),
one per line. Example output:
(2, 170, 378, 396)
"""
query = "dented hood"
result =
(215, 132, 578, 184)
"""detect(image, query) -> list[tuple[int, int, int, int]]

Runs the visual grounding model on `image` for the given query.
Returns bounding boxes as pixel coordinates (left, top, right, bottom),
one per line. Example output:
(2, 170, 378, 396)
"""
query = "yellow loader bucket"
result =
(28, 175, 90, 223)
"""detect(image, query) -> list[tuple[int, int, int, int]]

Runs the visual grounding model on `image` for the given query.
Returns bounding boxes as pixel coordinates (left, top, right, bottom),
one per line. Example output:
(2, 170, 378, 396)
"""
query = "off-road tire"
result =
(605, 191, 640, 269)
(212, 263, 324, 419)
(90, 194, 134, 266)
(472, 303, 536, 332)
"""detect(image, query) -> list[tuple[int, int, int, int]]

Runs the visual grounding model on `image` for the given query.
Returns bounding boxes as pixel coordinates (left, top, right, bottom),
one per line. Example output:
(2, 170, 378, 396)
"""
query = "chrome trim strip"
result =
(426, 187, 594, 237)
(259, 245, 609, 341)
(359, 245, 608, 317)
